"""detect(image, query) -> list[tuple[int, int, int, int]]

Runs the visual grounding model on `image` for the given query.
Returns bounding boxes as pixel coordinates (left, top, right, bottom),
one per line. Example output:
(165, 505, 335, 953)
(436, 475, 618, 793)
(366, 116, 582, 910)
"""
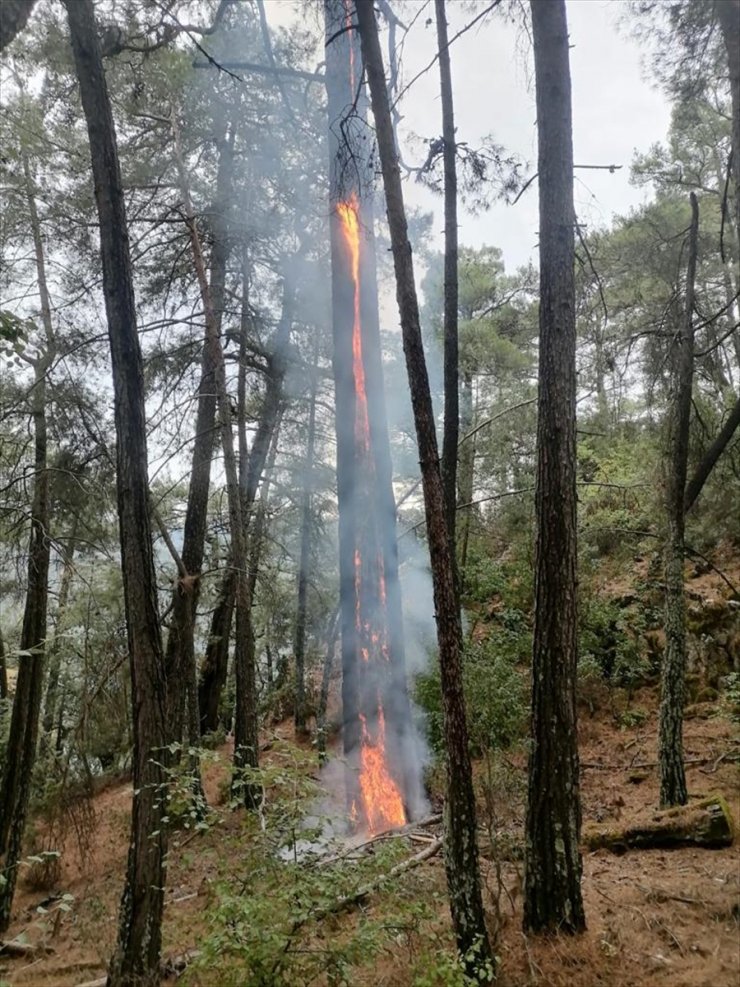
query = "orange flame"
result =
(336, 194, 406, 835)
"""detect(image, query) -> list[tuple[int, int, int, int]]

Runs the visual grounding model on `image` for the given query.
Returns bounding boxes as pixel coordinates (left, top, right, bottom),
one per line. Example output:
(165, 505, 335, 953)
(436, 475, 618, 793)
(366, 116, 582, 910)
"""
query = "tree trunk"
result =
(457, 371, 475, 583)
(659, 193, 700, 808)
(198, 568, 235, 736)
(683, 394, 740, 512)
(41, 523, 78, 753)
(523, 0, 585, 935)
(170, 105, 259, 811)
(0, 146, 56, 930)
(0, 356, 49, 932)
(163, 122, 235, 748)
(716, 0, 740, 253)
(0, 0, 37, 50)
(435, 0, 460, 560)
(317, 606, 340, 760)
(294, 339, 319, 736)
(355, 3, 493, 977)
(65, 4, 168, 982)
(0, 626, 7, 704)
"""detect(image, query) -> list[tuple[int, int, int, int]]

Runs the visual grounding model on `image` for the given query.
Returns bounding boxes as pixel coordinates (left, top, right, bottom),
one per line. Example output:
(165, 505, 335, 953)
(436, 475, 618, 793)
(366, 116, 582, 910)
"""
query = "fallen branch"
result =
(0, 939, 54, 958)
(296, 837, 443, 932)
(583, 795, 734, 852)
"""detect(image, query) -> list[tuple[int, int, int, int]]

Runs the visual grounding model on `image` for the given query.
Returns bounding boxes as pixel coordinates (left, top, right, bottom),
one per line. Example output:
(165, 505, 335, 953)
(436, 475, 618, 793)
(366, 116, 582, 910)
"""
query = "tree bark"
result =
(294, 338, 319, 736)
(435, 0, 460, 560)
(198, 567, 235, 736)
(65, 3, 168, 982)
(355, 2, 493, 978)
(683, 394, 740, 512)
(317, 606, 340, 760)
(524, 0, 585, 935)
(0, 355, 49, 932)
(0, 146, 56, 930)
(41, 523, 78, 752)
(716, 0, 740, 254)
(163, 122, 235, 748)
(0, 0, 37, 51)
(170, 105, 259, 810)
(0, 626, 7, 704)
(659, 193, 700, 808)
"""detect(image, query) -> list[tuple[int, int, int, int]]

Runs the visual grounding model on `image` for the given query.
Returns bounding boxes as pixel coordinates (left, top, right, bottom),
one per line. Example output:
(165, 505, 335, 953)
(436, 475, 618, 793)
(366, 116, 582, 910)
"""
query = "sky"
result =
(266, 0, 672, 274)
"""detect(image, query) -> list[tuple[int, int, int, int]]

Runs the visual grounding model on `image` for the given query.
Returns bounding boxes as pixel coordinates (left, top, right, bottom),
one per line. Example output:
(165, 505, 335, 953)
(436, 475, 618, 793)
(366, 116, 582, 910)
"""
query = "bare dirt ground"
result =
(1, 698, 737, 987)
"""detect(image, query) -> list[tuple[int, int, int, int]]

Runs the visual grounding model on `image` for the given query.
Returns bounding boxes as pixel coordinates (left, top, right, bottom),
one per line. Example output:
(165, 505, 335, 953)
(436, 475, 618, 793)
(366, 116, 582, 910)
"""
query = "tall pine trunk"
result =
(355, 3, 493, 977)
(659, 192, 699, 808)
(65, 3, 168, 981)
(0, 149, 55, 930)
(164, 122, 235, 748)
(170, 105, 259, 810)
(294, 338, 319, 736)
(523, 0, 585, 935)
(435, 0, 460, 556)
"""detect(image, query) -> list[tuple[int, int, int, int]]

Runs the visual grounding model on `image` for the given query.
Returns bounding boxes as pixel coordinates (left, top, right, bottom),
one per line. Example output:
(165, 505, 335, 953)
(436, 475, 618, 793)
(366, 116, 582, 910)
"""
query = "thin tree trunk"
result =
(164, 122, 235, 748)
(716, 0, 740, 254)
(0, 356, 49, 932)
(523, 0, 585, 935)
(0, 0, 37, 50)
(457, 371, 475, 584)
(659, 193, 700, 808)
(435, 0, 460, 559)
(0, 626, 7, 704)
(317, 606, 340, 760)
(41, 522, 78, 753)
(294, 339, 319, 736)
(170, 105, 258, 811)
(65, 4, 168, 982)
(355, 3, 493, 977)
(683, 394, 740, 512)
(198, 568, 235, 736)
(0, 147, 55, 930)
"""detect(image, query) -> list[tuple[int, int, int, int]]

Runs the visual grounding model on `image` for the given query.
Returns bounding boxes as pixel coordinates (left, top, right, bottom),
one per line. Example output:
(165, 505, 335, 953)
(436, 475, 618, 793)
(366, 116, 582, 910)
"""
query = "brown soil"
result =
(1, 703, 738, 987)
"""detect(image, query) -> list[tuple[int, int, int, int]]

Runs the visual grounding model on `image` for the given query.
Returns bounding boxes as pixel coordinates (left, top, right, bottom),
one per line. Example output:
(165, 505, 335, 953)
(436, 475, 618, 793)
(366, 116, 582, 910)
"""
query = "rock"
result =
(583, 794, 734, 853)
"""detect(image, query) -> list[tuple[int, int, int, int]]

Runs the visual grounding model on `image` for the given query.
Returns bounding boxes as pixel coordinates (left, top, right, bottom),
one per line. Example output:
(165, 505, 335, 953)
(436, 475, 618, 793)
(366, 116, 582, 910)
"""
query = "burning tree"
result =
(325, 0, 418, 834)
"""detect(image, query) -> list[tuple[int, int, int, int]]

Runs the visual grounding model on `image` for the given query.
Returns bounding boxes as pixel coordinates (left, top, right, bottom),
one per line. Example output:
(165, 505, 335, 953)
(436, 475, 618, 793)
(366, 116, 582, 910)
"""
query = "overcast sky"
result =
(266, 0, 672, 274)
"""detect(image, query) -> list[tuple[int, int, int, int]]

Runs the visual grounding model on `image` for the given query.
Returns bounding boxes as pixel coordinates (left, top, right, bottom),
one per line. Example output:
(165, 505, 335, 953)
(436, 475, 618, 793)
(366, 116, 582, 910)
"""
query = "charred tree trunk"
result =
(325, 0, 413, 825)
(659, 193, 700, 808)
(65, 3, 168, 981)
(356, 2, 493, 977)
(164, 123, 235, 748)
(523, 0, 585, 935)
(435, 0, 460, 559)
(294, 341, 319, 736)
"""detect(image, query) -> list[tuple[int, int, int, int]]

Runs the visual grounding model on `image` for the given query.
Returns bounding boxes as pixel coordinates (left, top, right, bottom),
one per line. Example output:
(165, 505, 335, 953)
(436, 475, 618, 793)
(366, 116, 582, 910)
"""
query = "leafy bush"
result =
(415, 640, 528, 756)
(578, 595, 650, 688)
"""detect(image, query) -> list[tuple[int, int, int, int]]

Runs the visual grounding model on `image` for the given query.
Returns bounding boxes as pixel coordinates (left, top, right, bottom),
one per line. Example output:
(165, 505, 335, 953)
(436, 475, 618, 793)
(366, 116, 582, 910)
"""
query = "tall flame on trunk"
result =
(336, 195, 406, 834)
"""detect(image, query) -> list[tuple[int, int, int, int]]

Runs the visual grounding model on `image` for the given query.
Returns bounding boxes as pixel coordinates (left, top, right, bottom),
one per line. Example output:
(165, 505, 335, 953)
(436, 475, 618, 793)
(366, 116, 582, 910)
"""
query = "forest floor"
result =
(1, 704, 737, 987)
(1, 561, 739, 987)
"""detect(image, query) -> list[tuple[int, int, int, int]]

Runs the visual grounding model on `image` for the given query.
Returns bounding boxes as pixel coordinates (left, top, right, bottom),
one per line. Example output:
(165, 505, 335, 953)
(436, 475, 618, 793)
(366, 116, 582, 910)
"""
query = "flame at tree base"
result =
(352, 710, 406, 834)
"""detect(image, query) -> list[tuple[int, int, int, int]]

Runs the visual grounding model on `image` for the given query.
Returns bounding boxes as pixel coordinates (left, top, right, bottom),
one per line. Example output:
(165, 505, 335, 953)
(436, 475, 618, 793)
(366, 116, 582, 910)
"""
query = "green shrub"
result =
(415, 640, 528, 757)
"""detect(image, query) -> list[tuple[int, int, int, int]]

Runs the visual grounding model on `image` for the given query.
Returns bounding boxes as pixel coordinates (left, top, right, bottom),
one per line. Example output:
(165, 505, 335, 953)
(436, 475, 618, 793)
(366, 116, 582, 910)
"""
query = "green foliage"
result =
(188, 745, 436, 987)
(578, 595, 650, 688)
(720, 673, 740, 724)
(416, 639, 528, 757)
